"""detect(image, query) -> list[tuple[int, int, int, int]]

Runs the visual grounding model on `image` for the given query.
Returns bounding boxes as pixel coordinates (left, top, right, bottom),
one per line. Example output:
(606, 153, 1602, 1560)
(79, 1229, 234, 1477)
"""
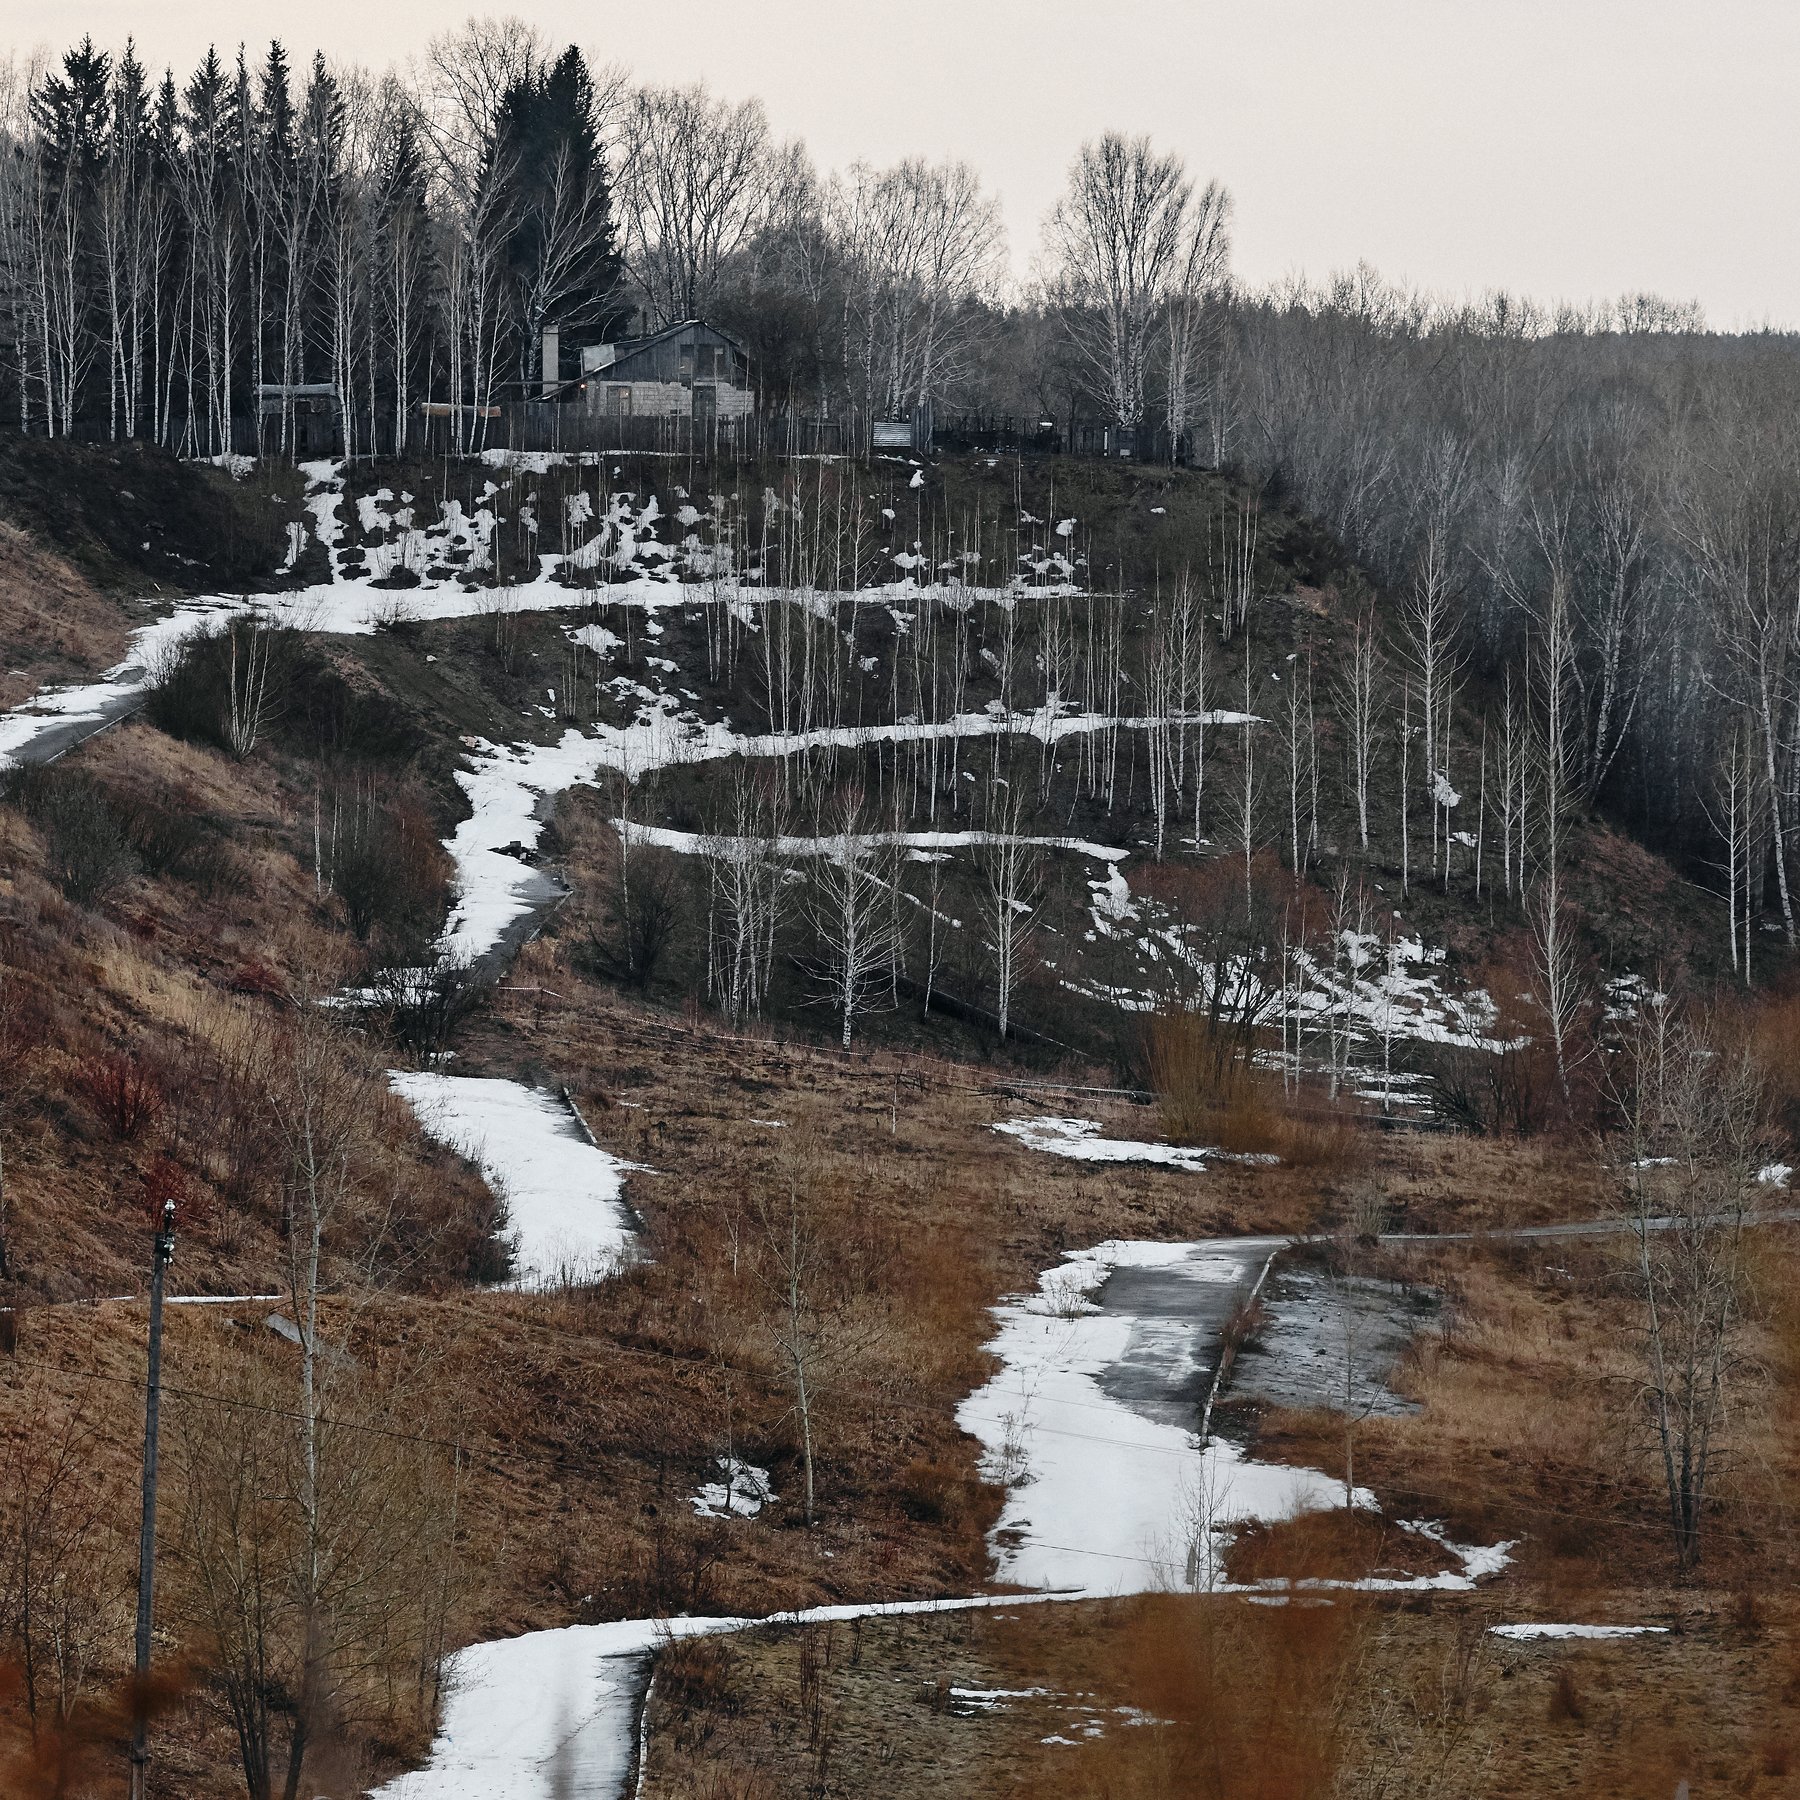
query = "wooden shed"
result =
(256, 383, 342, 455)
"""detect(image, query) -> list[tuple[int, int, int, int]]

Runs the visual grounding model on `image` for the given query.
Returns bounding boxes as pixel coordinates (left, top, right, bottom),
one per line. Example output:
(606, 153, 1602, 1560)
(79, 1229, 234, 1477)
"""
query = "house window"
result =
(608, 386, 631, 418)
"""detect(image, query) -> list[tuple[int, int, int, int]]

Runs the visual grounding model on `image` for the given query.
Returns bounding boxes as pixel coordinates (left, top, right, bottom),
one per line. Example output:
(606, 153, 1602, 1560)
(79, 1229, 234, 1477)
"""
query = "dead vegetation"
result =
(0, 721, 493, 1302)
(639, 1584, 1800, 1800)
(0, 443, 1794, 1793)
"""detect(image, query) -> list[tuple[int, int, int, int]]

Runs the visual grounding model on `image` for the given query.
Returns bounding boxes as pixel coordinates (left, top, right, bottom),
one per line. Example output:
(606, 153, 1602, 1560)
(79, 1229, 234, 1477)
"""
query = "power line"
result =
(9, 1346, 1733, 1550)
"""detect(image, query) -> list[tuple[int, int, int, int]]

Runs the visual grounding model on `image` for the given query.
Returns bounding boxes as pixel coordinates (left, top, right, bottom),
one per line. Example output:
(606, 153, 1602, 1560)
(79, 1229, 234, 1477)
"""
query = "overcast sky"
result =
(11, 0, 1798, 328)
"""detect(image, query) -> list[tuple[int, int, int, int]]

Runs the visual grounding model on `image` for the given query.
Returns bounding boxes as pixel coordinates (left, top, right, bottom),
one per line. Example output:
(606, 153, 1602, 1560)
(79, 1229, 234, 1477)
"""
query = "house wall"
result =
(584, 380, 755, 421)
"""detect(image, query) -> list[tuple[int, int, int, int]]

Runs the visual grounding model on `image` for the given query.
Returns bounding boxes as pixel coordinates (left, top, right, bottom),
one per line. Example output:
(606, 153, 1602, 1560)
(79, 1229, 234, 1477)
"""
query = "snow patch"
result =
(388, 1074, 637, 1289)
(993, 1116, 1221, 1173)
(691, 1459, 774, 1519)
(1489, 1623, 1670, 1641)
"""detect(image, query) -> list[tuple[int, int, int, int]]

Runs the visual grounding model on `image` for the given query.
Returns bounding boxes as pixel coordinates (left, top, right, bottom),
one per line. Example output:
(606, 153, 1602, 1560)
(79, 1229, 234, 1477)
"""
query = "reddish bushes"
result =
(75, 1051, 162, 1141)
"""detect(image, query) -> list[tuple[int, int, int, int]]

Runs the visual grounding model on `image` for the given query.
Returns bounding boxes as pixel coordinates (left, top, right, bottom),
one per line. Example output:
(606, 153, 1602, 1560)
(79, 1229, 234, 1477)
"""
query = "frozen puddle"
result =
(1228, 1265, 1438, 1418)
(389, 1074, 637, 1288)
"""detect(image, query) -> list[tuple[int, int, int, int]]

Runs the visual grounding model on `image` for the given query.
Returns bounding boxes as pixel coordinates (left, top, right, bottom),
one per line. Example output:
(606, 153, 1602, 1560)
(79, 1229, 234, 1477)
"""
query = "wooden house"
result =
(576, 320, 754, 423)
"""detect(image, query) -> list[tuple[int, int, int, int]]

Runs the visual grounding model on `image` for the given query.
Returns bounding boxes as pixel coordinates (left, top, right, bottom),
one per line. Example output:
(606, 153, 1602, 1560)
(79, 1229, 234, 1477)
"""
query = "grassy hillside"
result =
(0, 445, 1791, 1799)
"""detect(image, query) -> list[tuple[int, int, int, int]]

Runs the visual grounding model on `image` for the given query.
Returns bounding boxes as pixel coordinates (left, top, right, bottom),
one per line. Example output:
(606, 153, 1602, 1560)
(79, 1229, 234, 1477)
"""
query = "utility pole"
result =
(129, 1197, 176, 1800)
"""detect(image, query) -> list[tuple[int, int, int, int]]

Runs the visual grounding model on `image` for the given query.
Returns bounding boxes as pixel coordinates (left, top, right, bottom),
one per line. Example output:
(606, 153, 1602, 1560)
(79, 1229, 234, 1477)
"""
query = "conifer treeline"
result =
(0, 33, 627, 455)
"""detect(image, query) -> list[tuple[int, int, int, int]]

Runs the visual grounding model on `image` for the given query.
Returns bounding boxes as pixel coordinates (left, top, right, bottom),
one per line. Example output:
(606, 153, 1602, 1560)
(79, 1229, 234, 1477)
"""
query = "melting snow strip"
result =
(436, 711, 1219, 966)
(388, 1074, 638, 1290)
(1489, 1623, 1671, 1641)
(369, 1593, 1066, 1800)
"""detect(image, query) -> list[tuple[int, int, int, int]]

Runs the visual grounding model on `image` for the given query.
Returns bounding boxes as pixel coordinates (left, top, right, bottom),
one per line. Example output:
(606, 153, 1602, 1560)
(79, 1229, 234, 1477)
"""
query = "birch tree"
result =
(1163, 178, 1232, 455)
(834, 156, 1004, 418)
(803, 791, 904, 1047)
(1614, 1006, 1771, 1572)
(1335, 606, 1382, 851)
(1045, 131, 1193, 433)
(615, 81, 776, 327)
(978, 786, 1042, 1041)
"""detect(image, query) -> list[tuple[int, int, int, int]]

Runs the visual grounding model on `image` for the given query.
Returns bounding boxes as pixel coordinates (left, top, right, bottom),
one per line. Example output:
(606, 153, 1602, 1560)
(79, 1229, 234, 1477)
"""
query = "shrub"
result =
(330, 790, 452, 956)
(77, 1050, 163, 1140)
(144, 619, 289, 757)
(1548, 1663, 1586, 1724)
(147, 625, 419, 765)
(367, 954, 492, 1061)
(1147, 1006, 1261, 1145)
(1148, 1003, 1367, 1172)
(129, 791, 237, 896)
(139, 1152, 210, 1233)
(230, 958, 289, 1002)
(896, 1458, 976, 1526)
(284, 647, 420, 763)
(655, 1634, 738, 1716)
(462, 1183, 515, 1285)
(582, 851, 686, 991)
(9, 765, 137, 906)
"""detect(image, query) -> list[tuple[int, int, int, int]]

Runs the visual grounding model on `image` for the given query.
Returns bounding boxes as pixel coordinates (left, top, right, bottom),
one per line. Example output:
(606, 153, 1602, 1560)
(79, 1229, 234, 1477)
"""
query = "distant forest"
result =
(6, 18, 1800, 909)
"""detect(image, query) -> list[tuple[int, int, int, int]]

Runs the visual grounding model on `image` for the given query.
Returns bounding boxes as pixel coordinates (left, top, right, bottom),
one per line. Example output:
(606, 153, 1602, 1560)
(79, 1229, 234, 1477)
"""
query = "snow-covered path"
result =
(369, 1594, 1051, 1800)
(388, 1074, 638, 1289)
(436, 706, 1239, 966)
(952, 1237, 1461, 1596)
(0, 597, 251, 769)
(372, 1233, 1511, 1798)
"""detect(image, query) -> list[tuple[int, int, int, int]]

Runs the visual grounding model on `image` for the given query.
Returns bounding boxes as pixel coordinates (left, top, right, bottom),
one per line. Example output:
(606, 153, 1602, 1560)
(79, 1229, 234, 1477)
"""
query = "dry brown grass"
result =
(1146, 1004, 1370, 1179)
(1224, 1508, 1458, 1586)
(0, 721, 492, 1303)
(0, 531, 134, 711)
(1246, 1226, 1800, 1600)
(640, 1592, 1800, 1800)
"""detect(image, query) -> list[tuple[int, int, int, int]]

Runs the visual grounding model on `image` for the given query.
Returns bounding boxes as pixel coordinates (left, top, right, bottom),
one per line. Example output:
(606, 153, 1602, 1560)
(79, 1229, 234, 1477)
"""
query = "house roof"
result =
(605, 317, 749, 363)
